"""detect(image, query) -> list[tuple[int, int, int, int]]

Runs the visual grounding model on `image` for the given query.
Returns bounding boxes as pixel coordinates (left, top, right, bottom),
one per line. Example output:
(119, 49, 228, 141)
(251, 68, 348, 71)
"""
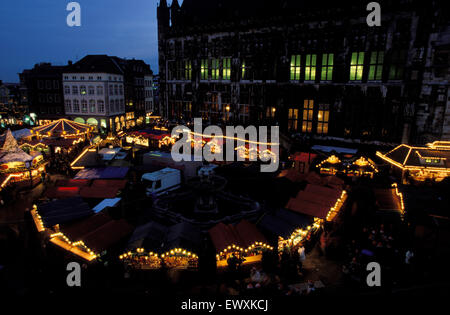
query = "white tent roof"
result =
(0, 129, 33, 164)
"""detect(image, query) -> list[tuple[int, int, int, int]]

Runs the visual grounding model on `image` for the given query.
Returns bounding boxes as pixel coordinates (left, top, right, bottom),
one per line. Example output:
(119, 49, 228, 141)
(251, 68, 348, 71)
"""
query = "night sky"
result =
(0, 0, 164, 82)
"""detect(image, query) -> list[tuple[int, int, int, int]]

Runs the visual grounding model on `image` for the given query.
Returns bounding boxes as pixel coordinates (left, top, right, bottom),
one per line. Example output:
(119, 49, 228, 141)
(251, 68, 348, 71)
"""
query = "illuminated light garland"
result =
(278, 217, 323, 252)
(30, 205, 98, 260)
(70, 146, 95, 170)
(216, 242, 274, 261)
(391, 183, 405, 217)
(376, 149, 450, 181)
(325, 190, 347, 222)
(175, 128, 280, 146)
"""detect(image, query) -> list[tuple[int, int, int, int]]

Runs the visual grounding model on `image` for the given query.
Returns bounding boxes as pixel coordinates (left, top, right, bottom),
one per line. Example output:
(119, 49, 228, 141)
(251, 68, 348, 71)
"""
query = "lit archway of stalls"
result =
(209, 220, 274, 267)
(346, 156, 378, 178)
(316, 155, 342, 175)
(31, 118, 93, 139)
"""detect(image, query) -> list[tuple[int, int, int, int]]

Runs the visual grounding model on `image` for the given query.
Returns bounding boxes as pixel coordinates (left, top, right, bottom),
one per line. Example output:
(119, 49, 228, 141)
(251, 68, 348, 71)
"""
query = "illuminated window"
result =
(241, 60, 247, 80)
(223, 58, 231, 80)
(211, 58, 220, 80)
(305, 54, 317, 81)
(73, 100, 79, 112)
(350, 52, 365, 81)
(302, 99, 314, 133)
(65, 100, 72, 112)
(266, 107, 276, 118)
(185, 60, 192, 80)
(321, 53, 334, 81)
(389, 50, 406, 80)
(81, 100, 88, 113)
(80, 86, 87, 95)
(288, 108, 299, 130)
(290, 55, 301, 81)
(368, 51, 384, 80)
(317, 104, 330, 134)
(201, 59, 208, 80)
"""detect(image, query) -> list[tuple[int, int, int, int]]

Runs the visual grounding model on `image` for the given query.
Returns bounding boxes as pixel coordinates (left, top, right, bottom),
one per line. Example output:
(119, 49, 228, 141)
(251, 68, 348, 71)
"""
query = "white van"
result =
(142, 167, 181, 197)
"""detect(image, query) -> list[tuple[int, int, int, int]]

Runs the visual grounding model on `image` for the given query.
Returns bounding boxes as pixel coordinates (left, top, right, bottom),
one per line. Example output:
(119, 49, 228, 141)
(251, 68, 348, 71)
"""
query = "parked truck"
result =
(141, 167, 181, 197)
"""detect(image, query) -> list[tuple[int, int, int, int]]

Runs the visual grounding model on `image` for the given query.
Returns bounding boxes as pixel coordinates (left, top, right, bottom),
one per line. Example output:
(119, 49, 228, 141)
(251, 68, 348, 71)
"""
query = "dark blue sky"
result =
(0, 0, 164, 82)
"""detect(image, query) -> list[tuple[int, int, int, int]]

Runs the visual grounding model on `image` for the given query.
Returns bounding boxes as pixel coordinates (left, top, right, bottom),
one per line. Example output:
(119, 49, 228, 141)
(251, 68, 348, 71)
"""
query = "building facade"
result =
(19, 63, 66, 124)
(157, 0, 449, 144)
(63, 55, 126, 133)
(62, 55, 154, 133)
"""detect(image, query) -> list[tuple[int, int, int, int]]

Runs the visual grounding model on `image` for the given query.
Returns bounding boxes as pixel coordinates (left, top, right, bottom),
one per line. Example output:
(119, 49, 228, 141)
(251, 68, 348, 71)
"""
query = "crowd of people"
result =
(342, 223, 412, 287)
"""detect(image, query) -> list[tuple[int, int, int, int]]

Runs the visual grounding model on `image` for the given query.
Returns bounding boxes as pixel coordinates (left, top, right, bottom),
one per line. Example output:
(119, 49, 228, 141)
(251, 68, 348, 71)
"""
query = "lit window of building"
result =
(350, 52, 365, 81)
(368, 51, 384, 80)
(317, 104, 330, 134)
(211, 58, 220, 80)
(321, 53, 334, 81)
(305, 54, 317, 81)
(290, 55, 301, 80)
(288, 108, 299, 130)
(302, 99, 314, 133)
(185, 60, 192, 80)
(201, 59, 208, 80)
(80, 86, 87, 95)
(266, 107, 276, 118)
(223, 58, 231, 80)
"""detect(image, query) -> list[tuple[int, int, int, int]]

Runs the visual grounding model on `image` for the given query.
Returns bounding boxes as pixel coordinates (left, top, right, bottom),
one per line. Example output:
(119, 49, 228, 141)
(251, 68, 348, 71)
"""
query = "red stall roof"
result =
(208, 220, 267, 253)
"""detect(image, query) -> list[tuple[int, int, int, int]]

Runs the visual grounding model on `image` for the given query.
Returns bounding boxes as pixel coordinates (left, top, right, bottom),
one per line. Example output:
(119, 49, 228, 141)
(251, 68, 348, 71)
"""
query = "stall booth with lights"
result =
(258, 208, 323, 253)
(121, 221, 200, 270)
(0, 129, 47, 190)
(30, 197, 133, 262)
(317, 155, 379, 178)
(376, 142, 450, 183)
(209, 220, 273, 268)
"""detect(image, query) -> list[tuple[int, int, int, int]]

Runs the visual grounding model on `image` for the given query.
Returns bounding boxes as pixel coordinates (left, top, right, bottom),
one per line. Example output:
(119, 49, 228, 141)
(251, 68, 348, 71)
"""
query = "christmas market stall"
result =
(286, 183, 347, 222)
(30, 197, 132, 261)
(374, 183, 405, 219)
(121, 221, 200, 270)
(376, 141, 450, 183)
(0, 129, 46, 191)
(258, 208, 322, 253)
(209, 220, 273, 268)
